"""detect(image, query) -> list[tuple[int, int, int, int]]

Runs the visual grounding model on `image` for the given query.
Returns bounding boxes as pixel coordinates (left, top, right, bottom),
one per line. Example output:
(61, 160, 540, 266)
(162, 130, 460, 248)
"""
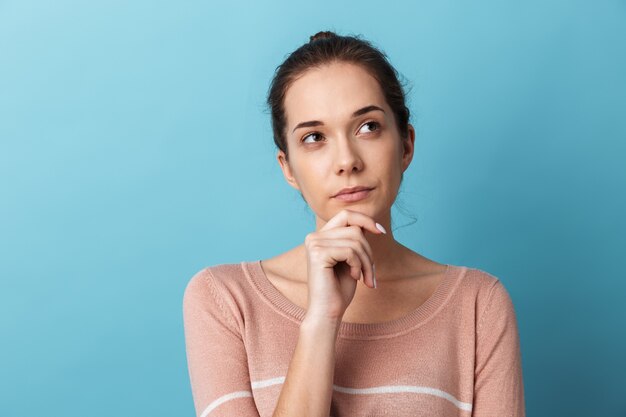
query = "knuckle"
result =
(349, 225, 362, 235)
(309, 246, 322, 256)
(357, 242, 370, 259)
(347, 250, 358, 262)
(308, 245, 323, 259)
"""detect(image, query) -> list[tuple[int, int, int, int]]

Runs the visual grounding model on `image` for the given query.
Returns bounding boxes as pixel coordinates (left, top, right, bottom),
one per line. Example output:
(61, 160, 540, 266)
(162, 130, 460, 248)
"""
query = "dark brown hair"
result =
(266, 30, 412, 161)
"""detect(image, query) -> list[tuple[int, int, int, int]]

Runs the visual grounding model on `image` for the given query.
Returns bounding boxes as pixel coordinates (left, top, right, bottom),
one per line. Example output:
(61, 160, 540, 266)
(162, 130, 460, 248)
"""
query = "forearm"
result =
(272, 315, 341, 417)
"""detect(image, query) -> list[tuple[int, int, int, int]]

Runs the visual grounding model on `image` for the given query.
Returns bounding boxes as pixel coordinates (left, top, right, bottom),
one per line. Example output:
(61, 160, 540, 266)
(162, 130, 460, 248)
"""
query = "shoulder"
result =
(457, 265, 505, 296)
(182, 262, 253, 309)
(461, 265, 500, 285)
(182, 262, 253, 332)
(184, 262, 251, 297)
(454, 265, 517, 320)
(460, 266, 520, 332)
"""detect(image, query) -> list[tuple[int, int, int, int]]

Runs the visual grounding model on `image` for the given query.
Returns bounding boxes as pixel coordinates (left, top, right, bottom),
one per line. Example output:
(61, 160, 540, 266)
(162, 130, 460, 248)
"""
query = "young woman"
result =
(183, 31, 525, 417)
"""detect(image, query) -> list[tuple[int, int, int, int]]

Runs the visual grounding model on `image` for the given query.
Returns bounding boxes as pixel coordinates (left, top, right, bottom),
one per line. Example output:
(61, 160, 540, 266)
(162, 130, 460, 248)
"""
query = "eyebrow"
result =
(291, 105, 385, 134)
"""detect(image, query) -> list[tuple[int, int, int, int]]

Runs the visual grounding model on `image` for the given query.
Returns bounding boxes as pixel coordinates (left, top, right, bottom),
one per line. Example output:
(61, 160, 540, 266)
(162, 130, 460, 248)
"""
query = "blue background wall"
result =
(1, 1, 625, 416)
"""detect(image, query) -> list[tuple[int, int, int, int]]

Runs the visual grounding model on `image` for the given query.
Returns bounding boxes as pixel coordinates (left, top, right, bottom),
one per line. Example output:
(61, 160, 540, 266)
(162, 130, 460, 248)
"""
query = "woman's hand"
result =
(303, 209, 387, 322)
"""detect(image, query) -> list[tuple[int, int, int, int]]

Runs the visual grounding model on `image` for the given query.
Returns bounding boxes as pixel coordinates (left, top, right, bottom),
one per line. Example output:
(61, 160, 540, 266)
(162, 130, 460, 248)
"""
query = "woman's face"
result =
(277, 61, 415, 224)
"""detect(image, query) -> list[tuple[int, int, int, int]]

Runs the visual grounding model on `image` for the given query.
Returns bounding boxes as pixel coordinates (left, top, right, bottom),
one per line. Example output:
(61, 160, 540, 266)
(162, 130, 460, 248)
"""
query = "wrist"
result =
(301, 312, 342, 334)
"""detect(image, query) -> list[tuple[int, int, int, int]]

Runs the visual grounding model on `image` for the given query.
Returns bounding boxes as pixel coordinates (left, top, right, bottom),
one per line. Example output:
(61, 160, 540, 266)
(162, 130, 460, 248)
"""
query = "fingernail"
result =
(375, 222, 387, 234)
(373, 263, 377, 288)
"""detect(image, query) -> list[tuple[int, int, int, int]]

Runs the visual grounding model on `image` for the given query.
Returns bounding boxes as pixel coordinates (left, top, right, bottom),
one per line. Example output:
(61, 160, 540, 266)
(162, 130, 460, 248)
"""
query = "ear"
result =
(277, 150, 301, 191)
(401, 124, 416, 172)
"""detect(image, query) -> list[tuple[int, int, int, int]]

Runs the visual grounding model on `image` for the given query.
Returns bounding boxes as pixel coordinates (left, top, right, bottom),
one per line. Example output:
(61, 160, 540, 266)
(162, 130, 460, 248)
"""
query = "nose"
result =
(334, 134, 363, 175)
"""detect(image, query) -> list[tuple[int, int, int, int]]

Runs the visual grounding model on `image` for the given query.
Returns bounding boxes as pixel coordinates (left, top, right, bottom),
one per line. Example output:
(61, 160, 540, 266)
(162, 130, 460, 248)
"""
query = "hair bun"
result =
(309, 30, 337, 43)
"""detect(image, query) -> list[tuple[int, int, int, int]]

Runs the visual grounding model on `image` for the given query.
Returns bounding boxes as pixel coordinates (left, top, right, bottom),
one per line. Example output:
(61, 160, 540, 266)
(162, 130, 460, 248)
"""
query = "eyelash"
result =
(301, 121, 381, 144)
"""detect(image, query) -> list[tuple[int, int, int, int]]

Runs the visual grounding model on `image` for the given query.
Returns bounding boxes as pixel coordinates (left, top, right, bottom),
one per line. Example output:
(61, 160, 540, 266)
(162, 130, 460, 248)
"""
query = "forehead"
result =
(283, 62, 387, 130)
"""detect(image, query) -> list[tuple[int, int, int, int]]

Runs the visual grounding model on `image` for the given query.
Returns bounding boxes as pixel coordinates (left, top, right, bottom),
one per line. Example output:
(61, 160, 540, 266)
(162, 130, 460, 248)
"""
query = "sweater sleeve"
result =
(182, 268, 261, 417)
(472, 279, 526, 417)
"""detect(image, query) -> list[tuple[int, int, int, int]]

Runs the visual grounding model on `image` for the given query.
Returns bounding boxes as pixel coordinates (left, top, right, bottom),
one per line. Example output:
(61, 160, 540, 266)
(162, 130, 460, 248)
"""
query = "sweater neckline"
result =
(242, 259, 464, 340)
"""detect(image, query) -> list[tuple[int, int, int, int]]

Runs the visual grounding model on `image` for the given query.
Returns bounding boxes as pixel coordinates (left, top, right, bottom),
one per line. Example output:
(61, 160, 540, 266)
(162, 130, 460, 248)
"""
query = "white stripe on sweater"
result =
(199, 376, 472, 416)
(199, 390, 253, 417)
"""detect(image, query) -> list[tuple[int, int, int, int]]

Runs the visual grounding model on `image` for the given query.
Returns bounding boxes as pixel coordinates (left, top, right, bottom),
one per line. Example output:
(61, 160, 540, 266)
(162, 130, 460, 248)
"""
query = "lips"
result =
(333, 186, 374, 197)
(333, 187, 373, 202)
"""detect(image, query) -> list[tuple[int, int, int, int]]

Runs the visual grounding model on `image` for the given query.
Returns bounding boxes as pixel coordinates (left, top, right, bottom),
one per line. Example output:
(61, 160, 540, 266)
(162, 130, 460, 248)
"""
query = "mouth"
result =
(333, 187, 374, 202)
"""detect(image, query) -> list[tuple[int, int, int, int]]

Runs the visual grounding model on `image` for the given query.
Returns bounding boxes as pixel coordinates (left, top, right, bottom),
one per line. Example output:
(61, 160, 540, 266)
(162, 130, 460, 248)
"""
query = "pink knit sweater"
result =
(182, 260, 525, 416)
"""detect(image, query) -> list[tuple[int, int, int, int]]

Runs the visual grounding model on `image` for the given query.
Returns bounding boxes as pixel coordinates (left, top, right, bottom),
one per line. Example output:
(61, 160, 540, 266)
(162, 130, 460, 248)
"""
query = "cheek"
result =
(293, 160, 328, 195)
(380, 145, 402, 174)
(304, 157, 331, 178)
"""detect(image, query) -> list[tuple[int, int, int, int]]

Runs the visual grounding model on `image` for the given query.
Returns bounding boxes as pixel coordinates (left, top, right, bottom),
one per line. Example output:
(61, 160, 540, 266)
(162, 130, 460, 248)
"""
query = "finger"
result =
(328, 245, 373, 286)
(317, 238, 374, 286)
(321, 209, 387, 237)
(314, 226, 375, 263)
(321, 239, 375, 288)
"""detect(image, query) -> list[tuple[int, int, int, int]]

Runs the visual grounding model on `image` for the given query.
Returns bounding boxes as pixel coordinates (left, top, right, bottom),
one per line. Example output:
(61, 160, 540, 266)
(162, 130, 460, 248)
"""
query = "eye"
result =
(358, 121, 380, 134)
(302, 132, 324, 144)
